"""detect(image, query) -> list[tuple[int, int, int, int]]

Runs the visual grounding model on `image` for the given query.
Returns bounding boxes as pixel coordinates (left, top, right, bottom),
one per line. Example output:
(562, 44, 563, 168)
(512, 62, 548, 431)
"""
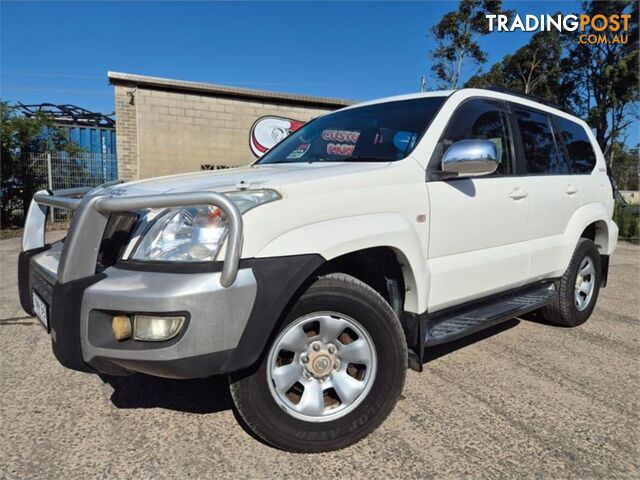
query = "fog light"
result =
(112, 315, 132, 341)
(133, 315, 185, 342)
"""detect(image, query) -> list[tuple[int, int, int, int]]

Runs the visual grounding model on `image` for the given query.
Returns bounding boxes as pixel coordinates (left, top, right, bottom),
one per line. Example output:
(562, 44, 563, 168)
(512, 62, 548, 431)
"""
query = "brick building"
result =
(108, 72, 353, 181)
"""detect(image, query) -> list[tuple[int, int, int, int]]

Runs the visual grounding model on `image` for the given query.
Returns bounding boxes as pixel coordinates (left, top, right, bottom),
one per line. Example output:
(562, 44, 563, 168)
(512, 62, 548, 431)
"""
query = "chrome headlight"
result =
(131, 189, 280, 262)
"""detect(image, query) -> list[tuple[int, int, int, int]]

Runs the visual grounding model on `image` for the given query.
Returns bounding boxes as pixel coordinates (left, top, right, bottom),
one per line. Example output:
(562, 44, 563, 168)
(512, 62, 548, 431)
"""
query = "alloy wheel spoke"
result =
(580, 281, 592, 294)
(318, 315, 350, 343)
(296, 379, 325, 416)
(279, 324, 309, 352)
(272, 362, 303, 395)
(339, 339, 371, 365)
(331, 371, 365, 405)
(580, 261, 593, 276)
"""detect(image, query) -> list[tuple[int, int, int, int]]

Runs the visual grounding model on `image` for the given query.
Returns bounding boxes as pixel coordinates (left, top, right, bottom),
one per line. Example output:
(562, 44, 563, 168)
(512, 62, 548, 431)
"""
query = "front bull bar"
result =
(22, 186, 244, 287)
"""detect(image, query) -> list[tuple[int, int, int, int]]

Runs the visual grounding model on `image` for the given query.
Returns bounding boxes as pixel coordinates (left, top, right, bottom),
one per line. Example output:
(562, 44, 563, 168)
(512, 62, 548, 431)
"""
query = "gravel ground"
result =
(1, 233, 638, 479)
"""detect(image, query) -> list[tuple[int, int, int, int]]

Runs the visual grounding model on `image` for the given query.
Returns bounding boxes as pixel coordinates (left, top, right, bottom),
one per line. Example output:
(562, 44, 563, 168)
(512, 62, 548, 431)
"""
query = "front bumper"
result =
(20, 245, 257, 378)
(20, 242, 324, 379)
(83, 266, 257, 377)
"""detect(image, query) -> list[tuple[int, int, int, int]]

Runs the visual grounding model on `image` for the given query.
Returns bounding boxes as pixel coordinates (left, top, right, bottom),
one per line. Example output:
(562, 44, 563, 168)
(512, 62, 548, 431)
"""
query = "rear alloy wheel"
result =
(574, 257, 596, 312)
(541, 238, 601, 327)
(230, 273, 407, 452)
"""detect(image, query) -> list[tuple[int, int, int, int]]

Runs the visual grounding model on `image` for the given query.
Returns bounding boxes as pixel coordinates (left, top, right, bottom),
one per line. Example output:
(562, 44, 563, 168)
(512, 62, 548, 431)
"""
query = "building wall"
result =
(114, 85, 139, 180)
(114, 85, 333, 181)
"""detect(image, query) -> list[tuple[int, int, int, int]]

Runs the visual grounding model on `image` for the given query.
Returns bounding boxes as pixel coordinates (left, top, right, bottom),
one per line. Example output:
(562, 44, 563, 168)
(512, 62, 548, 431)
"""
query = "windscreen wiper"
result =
(339, 155, 393, 162)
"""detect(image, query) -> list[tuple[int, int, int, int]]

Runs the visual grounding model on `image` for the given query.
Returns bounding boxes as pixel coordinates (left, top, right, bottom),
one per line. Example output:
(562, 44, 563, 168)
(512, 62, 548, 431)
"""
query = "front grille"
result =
(31, 268, 54, 306)
(96, 212, 139, 270)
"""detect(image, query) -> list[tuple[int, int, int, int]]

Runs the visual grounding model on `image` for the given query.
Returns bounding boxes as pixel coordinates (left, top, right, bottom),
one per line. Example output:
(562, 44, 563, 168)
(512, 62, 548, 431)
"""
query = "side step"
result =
(425, 282, 557, 346)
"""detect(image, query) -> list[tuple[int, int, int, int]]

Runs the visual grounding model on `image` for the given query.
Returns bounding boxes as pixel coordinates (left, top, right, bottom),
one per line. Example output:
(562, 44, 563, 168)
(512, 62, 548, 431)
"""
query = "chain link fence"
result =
(3, 152, 118, 226)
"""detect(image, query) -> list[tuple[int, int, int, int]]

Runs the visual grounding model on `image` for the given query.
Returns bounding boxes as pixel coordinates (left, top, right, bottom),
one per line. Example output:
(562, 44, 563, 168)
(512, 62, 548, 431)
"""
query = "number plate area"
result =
(32, 292, 49, 331)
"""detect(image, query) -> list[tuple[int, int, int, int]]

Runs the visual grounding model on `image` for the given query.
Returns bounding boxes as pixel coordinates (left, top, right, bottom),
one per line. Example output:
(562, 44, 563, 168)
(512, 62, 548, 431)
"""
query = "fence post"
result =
(46, 153, 54, 222)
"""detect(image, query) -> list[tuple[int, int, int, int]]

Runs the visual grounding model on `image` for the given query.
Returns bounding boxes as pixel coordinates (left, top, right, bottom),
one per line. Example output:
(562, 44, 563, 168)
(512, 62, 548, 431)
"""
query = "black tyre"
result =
(541, 238, 601, 327)
(229, 273, 407, 452)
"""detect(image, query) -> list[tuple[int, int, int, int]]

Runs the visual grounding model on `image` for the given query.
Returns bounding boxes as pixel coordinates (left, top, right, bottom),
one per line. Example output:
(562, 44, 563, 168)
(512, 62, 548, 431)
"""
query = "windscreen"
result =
(256, 97, 446, 164)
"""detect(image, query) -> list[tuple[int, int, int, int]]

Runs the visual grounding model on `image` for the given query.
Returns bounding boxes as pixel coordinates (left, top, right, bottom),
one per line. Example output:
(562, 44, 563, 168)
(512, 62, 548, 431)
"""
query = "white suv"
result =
(19, 88, 618, 452)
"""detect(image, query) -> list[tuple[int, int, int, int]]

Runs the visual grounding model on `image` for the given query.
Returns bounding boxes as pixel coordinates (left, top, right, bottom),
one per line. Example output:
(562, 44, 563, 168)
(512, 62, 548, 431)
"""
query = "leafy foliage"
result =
(430, 0, 511, 89)
(563, 1, 639, 158)
(465, 29, 572, 104)
(613, 202, 640, 240)
(609, 144, 639, 191)
(1, 101, 82, 227)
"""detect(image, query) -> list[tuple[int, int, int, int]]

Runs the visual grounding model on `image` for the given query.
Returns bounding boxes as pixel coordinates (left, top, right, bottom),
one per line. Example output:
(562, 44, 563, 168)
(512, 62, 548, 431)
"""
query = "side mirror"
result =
(441, 139, 499, 177)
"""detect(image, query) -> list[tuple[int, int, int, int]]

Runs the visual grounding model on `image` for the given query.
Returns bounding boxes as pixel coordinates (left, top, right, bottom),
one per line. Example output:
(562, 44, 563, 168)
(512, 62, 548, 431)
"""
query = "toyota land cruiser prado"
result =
(18, 88, 618, 452)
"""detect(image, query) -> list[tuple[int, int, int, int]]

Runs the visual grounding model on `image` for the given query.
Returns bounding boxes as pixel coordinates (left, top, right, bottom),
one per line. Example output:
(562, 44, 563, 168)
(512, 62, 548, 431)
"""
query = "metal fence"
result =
(30, 152, 118, 190)
(18, 152, 118, 224)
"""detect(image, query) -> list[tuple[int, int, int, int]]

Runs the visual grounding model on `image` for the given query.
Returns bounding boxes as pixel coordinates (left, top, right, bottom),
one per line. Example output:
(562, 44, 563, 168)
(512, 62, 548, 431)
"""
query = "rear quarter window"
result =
(555, 117, 597, 174)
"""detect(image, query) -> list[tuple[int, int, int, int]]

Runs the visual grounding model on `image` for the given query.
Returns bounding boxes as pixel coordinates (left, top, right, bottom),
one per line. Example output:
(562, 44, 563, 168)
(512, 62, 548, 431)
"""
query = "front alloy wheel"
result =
(230, 273, 407, 452)
(267, 312, 377, 422)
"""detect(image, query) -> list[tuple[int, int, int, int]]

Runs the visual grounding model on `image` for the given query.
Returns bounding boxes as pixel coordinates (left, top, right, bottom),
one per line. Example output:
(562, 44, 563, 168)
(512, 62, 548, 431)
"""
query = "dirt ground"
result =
(1, 233, 638, 479)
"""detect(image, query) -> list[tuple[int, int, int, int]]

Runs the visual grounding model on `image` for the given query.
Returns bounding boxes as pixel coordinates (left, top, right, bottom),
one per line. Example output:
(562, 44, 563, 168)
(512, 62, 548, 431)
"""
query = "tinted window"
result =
(555, 116, 597, 174)
(438, 99, 513, 174)
(257, 97, 445, 164)
(514, 108, 568, 174)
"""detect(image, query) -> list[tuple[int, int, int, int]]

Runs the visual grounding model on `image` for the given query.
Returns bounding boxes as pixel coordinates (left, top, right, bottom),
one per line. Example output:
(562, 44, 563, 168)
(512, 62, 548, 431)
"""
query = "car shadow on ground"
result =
(102, 373, 234, 414)
(102, 371, 265, 443)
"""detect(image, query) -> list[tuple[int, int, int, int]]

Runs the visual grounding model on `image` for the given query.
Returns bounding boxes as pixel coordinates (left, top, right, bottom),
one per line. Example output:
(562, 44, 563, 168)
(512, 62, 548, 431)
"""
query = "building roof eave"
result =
(107, 71, 355, 109)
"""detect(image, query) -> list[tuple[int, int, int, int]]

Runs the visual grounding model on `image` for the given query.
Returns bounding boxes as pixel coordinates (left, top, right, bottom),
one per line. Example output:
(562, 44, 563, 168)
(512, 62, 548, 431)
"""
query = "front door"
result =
(426, 98, 530, 312)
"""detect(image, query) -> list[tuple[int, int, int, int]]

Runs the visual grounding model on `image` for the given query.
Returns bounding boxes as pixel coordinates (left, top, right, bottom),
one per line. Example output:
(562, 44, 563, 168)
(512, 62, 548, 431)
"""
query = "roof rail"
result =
(479, 87, 576, 116)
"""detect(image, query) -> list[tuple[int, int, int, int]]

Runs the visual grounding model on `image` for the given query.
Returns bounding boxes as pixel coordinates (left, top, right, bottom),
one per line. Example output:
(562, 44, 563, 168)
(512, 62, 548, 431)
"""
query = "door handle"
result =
(509, 189, 528, 200)
(565, 185, 578, 195)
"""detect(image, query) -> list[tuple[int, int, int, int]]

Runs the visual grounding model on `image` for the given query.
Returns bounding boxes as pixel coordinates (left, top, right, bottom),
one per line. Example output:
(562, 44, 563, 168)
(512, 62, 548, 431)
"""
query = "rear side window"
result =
(555, 117, 597, 174)
(514, 108, 569, 174)
(438, 99, 513, 174)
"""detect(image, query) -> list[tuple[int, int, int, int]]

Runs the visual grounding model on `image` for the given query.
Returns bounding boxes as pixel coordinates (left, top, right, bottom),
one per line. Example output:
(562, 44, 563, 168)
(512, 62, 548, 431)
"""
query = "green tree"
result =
(429, 0, 509, 89)
(563, 0, 639, 159)
(465, 30, 571, 104)
(609, 143, 639, 191)
(0, 102, 81, 227)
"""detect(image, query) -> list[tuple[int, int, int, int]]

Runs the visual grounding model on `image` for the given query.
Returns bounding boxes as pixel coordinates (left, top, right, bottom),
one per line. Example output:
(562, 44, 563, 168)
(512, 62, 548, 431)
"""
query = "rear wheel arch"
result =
(561, 204, 612, 276)
(580, 220, 609, 254)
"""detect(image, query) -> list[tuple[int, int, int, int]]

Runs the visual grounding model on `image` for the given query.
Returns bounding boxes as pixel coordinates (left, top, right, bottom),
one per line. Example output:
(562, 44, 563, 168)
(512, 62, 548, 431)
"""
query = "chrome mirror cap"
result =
(441, 139, 499, 177)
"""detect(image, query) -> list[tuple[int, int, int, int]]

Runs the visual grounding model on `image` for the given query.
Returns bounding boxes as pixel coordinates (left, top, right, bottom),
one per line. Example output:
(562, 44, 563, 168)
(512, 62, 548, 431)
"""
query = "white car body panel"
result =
(425, 176, 530, 311)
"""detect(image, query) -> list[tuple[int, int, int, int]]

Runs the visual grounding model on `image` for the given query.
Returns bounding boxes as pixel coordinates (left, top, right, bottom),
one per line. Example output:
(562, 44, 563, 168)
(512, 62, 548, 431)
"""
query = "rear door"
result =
(510, 105, 577, 281)
(426, 98, 530, 311)
(554, 115, 601, 208)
